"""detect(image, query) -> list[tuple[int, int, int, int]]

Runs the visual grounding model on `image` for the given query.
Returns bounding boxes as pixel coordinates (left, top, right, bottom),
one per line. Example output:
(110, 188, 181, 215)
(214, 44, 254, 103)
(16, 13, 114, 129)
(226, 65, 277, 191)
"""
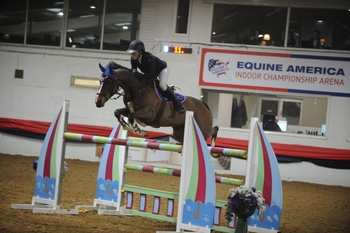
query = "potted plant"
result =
(225, 186, 266, 233)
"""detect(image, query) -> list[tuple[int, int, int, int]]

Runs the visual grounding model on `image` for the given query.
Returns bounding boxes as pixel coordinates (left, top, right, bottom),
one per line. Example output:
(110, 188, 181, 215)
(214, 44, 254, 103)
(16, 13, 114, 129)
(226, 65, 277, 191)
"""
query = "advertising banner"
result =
(199, 48, 350, 97)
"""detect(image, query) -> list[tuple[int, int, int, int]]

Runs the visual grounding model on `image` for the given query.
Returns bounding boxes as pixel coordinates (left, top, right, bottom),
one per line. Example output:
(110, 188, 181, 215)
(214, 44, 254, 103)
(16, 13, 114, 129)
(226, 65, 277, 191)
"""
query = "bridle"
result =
(96, 75, 121, 100)
(96, 72, 137, 101)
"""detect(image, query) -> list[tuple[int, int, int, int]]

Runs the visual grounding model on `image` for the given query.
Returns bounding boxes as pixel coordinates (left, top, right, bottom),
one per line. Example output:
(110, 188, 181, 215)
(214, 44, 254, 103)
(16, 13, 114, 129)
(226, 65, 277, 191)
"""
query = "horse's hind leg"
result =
(128, 112, 148, 137)
(173, 125, 185, 143)
(210, 126, 221, 158)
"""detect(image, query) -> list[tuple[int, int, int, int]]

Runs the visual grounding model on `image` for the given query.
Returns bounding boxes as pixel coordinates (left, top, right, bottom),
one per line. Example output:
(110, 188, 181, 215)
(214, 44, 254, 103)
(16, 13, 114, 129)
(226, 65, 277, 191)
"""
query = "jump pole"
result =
(124, 163, 244, 186)
(63, 133, 247, 158)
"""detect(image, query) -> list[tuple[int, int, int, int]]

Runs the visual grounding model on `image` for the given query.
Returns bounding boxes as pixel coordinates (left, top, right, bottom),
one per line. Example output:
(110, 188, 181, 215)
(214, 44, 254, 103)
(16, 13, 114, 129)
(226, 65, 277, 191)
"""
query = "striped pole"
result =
(64, 132, 182, 152)
(63, 132, 247, 158)
(127, 136, 182, 145)
(124, 164, 244, 186)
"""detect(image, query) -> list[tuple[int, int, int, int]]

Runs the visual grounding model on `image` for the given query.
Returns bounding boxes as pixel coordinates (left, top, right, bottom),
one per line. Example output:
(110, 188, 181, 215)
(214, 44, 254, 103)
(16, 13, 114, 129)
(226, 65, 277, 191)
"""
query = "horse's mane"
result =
(109, 61, 132, 72)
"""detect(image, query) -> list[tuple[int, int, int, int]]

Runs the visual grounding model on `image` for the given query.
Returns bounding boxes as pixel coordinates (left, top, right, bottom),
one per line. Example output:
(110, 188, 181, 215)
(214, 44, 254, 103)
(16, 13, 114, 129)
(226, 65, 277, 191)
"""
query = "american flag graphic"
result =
(208, 59, 230, 77)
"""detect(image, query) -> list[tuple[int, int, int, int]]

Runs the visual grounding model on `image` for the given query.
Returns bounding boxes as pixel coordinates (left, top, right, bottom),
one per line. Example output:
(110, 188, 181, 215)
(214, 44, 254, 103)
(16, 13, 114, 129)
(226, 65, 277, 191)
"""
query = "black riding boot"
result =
(164, 87, 185, 114)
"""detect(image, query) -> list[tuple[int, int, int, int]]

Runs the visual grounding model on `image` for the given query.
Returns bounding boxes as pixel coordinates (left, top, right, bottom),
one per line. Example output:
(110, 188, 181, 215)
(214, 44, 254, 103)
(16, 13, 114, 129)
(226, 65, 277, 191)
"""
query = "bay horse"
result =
(95, 62, 219, 149)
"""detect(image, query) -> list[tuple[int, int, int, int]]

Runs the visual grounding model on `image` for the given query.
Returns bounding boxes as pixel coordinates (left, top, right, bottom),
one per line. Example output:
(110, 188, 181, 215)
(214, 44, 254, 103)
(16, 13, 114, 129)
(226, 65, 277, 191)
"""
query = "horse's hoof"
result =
(133, 127, 143, 136)
(210, 153, 221, 158)
(141, 131, 148, 137)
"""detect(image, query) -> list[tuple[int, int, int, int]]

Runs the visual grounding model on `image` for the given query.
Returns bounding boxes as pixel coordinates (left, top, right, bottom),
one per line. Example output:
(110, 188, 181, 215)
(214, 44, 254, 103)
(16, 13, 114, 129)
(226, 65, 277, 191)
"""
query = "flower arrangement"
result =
(225, 185, 266, 222)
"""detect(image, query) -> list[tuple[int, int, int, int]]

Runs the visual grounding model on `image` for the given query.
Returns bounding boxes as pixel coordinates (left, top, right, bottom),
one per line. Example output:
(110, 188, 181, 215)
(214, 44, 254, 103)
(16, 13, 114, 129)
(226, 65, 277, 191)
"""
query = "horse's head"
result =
(95, 63, 119, 108)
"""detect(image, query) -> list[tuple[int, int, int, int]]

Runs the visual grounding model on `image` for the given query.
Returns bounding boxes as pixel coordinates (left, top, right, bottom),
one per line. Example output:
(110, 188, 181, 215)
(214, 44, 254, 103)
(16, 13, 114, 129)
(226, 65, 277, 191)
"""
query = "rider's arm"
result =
(139, 54, 156, 79)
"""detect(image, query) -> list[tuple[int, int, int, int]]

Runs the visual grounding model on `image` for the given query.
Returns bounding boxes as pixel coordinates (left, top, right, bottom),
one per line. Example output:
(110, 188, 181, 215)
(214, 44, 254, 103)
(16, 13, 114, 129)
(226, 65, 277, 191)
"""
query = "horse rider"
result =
(126, 40, 185, 114)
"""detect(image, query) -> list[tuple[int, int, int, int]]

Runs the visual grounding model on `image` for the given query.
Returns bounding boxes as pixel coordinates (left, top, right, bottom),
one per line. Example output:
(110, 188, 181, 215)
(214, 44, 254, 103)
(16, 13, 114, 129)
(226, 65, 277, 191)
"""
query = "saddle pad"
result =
(154, 82, 186, 103)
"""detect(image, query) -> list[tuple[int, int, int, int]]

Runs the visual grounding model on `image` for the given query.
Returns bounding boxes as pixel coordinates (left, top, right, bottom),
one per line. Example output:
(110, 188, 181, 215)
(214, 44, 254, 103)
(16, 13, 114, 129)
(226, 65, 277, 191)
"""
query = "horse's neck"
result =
(117, 69, 153, 95)
(128, 79, 153, 93)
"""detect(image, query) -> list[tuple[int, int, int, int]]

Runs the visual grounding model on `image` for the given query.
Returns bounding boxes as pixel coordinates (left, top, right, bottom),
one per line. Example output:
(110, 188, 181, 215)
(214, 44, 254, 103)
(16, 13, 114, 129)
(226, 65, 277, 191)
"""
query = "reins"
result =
(117, 72, 153, 99)
(97, 67, 154, 101)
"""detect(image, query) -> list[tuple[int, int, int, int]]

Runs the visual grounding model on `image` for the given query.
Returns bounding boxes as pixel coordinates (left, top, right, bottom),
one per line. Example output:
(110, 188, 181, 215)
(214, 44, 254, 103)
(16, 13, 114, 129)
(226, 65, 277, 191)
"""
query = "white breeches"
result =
(158, 67, 169, 91)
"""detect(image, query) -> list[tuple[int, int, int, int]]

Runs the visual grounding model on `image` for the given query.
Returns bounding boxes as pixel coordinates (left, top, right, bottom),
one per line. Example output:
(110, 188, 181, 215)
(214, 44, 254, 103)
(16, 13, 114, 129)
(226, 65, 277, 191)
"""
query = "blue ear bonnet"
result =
(99, 63, 115, 81)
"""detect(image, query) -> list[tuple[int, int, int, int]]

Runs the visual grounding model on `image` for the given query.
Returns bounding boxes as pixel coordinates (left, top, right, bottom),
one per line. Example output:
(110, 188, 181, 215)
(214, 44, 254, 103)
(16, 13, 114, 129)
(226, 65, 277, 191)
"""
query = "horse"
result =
(95, 62, 219, 150)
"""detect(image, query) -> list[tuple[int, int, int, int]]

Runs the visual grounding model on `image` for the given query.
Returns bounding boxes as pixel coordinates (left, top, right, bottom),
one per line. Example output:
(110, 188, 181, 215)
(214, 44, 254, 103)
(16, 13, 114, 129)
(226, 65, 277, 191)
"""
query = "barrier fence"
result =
(11, 100, 283, 233)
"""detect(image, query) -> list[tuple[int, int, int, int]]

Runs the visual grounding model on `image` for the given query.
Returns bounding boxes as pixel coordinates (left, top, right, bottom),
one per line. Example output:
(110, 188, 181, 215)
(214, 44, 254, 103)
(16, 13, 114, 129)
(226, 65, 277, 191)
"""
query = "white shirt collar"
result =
(138, 54, 142, 64)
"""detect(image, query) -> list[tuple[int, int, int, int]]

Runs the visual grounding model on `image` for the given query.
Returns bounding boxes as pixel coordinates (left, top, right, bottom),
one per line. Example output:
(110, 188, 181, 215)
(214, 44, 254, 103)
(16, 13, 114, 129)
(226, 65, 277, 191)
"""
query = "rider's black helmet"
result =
(126, 40, 145, 53)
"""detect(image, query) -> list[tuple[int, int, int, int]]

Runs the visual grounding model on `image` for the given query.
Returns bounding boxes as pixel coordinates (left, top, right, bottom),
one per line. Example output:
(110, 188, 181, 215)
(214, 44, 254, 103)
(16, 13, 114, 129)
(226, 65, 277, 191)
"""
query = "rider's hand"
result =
(132, 69, 141, 78)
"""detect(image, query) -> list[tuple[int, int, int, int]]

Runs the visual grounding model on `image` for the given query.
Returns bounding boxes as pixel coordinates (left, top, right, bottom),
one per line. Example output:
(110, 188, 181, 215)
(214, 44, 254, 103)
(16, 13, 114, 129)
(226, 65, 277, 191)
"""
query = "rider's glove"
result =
(132, 69, 141, 78)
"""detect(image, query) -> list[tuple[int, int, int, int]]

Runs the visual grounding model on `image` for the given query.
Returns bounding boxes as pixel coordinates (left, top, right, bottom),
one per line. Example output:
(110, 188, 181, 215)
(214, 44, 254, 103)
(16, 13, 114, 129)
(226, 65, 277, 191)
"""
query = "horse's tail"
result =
(201, 101, 220, 156)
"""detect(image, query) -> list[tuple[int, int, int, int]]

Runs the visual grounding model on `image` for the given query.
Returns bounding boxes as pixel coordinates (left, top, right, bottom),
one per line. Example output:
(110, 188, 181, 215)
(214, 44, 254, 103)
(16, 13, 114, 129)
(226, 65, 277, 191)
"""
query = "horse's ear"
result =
(99, 63, 106, 72)
(108, 63, 115, 76)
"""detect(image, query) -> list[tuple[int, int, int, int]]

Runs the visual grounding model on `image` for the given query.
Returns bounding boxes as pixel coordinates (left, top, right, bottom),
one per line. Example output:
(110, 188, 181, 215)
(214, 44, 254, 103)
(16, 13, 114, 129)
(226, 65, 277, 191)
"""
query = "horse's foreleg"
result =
(127, 102, 146, 127)
(114, 108, 133, 131)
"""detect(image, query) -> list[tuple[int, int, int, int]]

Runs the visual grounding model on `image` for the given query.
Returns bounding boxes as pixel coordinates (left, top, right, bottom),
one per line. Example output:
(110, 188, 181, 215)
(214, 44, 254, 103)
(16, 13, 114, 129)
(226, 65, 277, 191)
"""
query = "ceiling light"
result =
(47, 8, 62, 13)
(59, 29, 76, 32)
(57, 12, 63, 16)
(80, 14, 95, 18)
(90, 1, 96, 9)
(115, 22, 132, 26)
(122, 25, 128, 29)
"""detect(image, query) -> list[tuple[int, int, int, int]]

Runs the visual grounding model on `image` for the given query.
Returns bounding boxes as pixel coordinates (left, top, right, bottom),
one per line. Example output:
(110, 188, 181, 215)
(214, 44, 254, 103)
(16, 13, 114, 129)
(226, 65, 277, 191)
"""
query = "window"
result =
(66, 0, 104, 49)
(202, 89, 328, 135)
(25, 0, 64, 47)
(175, 0, 190, 34)
(211, 4, 287, 46)
(1, 1, 64, 46)
(0, 0, 141, 51)
(289, 8, 350, 50)
(103, 0, 141, 51)
(258, 98, 302, 125)
(211, 4, 350, 51)
(66, 0, 141, 50)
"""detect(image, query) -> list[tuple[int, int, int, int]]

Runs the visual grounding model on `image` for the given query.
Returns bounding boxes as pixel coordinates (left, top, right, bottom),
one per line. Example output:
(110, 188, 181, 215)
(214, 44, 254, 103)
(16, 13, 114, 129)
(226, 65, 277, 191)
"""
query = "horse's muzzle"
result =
(95, 100, 104, 108)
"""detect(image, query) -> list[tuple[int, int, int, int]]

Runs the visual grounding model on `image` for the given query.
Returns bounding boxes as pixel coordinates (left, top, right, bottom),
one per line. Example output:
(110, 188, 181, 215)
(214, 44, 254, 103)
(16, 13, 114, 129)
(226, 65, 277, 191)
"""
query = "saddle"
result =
(153, 80, 186, 103)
